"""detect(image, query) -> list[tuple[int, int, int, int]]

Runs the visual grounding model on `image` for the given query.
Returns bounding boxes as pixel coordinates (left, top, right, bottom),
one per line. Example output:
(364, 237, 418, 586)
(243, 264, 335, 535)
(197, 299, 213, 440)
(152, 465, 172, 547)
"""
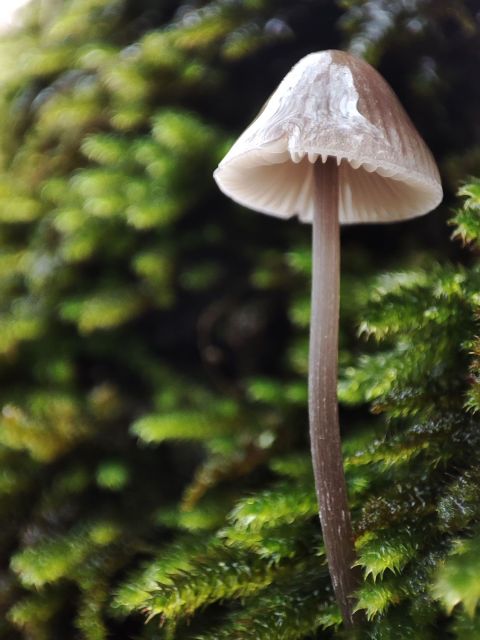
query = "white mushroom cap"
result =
(214, 50, 442, 224)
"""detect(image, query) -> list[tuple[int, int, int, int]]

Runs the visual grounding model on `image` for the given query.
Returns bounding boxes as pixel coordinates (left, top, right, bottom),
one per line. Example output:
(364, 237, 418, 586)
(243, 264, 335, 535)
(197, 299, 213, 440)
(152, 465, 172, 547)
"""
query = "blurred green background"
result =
(0, 1, 480, 638)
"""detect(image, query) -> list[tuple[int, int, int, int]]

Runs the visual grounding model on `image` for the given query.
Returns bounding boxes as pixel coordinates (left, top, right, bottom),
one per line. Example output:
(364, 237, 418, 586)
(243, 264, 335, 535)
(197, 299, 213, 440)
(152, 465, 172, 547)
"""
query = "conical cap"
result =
(214, 50, 442, 224)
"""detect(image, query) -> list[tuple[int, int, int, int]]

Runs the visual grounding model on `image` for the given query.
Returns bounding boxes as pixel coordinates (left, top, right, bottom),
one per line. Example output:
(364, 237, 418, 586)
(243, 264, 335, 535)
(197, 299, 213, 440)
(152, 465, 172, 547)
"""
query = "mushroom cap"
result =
(214, 50, 442, 224)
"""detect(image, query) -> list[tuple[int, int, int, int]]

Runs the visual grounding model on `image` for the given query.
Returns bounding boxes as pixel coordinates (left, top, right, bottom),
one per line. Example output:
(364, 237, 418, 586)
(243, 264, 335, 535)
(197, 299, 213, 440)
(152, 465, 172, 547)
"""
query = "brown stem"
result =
(308, 158, 359, 625)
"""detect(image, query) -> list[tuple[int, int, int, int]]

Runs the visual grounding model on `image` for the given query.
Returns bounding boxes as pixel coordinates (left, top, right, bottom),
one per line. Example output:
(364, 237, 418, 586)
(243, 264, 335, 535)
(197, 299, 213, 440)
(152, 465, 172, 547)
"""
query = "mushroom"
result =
(213, 50, 442, 625)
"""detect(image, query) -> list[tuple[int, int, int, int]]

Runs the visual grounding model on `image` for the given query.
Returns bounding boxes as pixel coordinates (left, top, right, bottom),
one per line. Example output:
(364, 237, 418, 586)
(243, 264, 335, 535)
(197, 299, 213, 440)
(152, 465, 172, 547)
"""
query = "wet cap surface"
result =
(214, 50, 443, 224)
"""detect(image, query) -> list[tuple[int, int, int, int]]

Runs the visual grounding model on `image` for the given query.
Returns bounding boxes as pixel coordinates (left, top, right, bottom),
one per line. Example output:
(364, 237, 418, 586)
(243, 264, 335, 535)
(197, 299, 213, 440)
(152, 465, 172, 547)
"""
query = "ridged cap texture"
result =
(214, 50, 442, 224)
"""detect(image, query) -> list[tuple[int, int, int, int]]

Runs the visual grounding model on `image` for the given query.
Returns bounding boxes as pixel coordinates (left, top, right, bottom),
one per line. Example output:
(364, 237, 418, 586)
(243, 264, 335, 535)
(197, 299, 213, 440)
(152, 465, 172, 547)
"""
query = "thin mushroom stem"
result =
(309, 157, 359, 625)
